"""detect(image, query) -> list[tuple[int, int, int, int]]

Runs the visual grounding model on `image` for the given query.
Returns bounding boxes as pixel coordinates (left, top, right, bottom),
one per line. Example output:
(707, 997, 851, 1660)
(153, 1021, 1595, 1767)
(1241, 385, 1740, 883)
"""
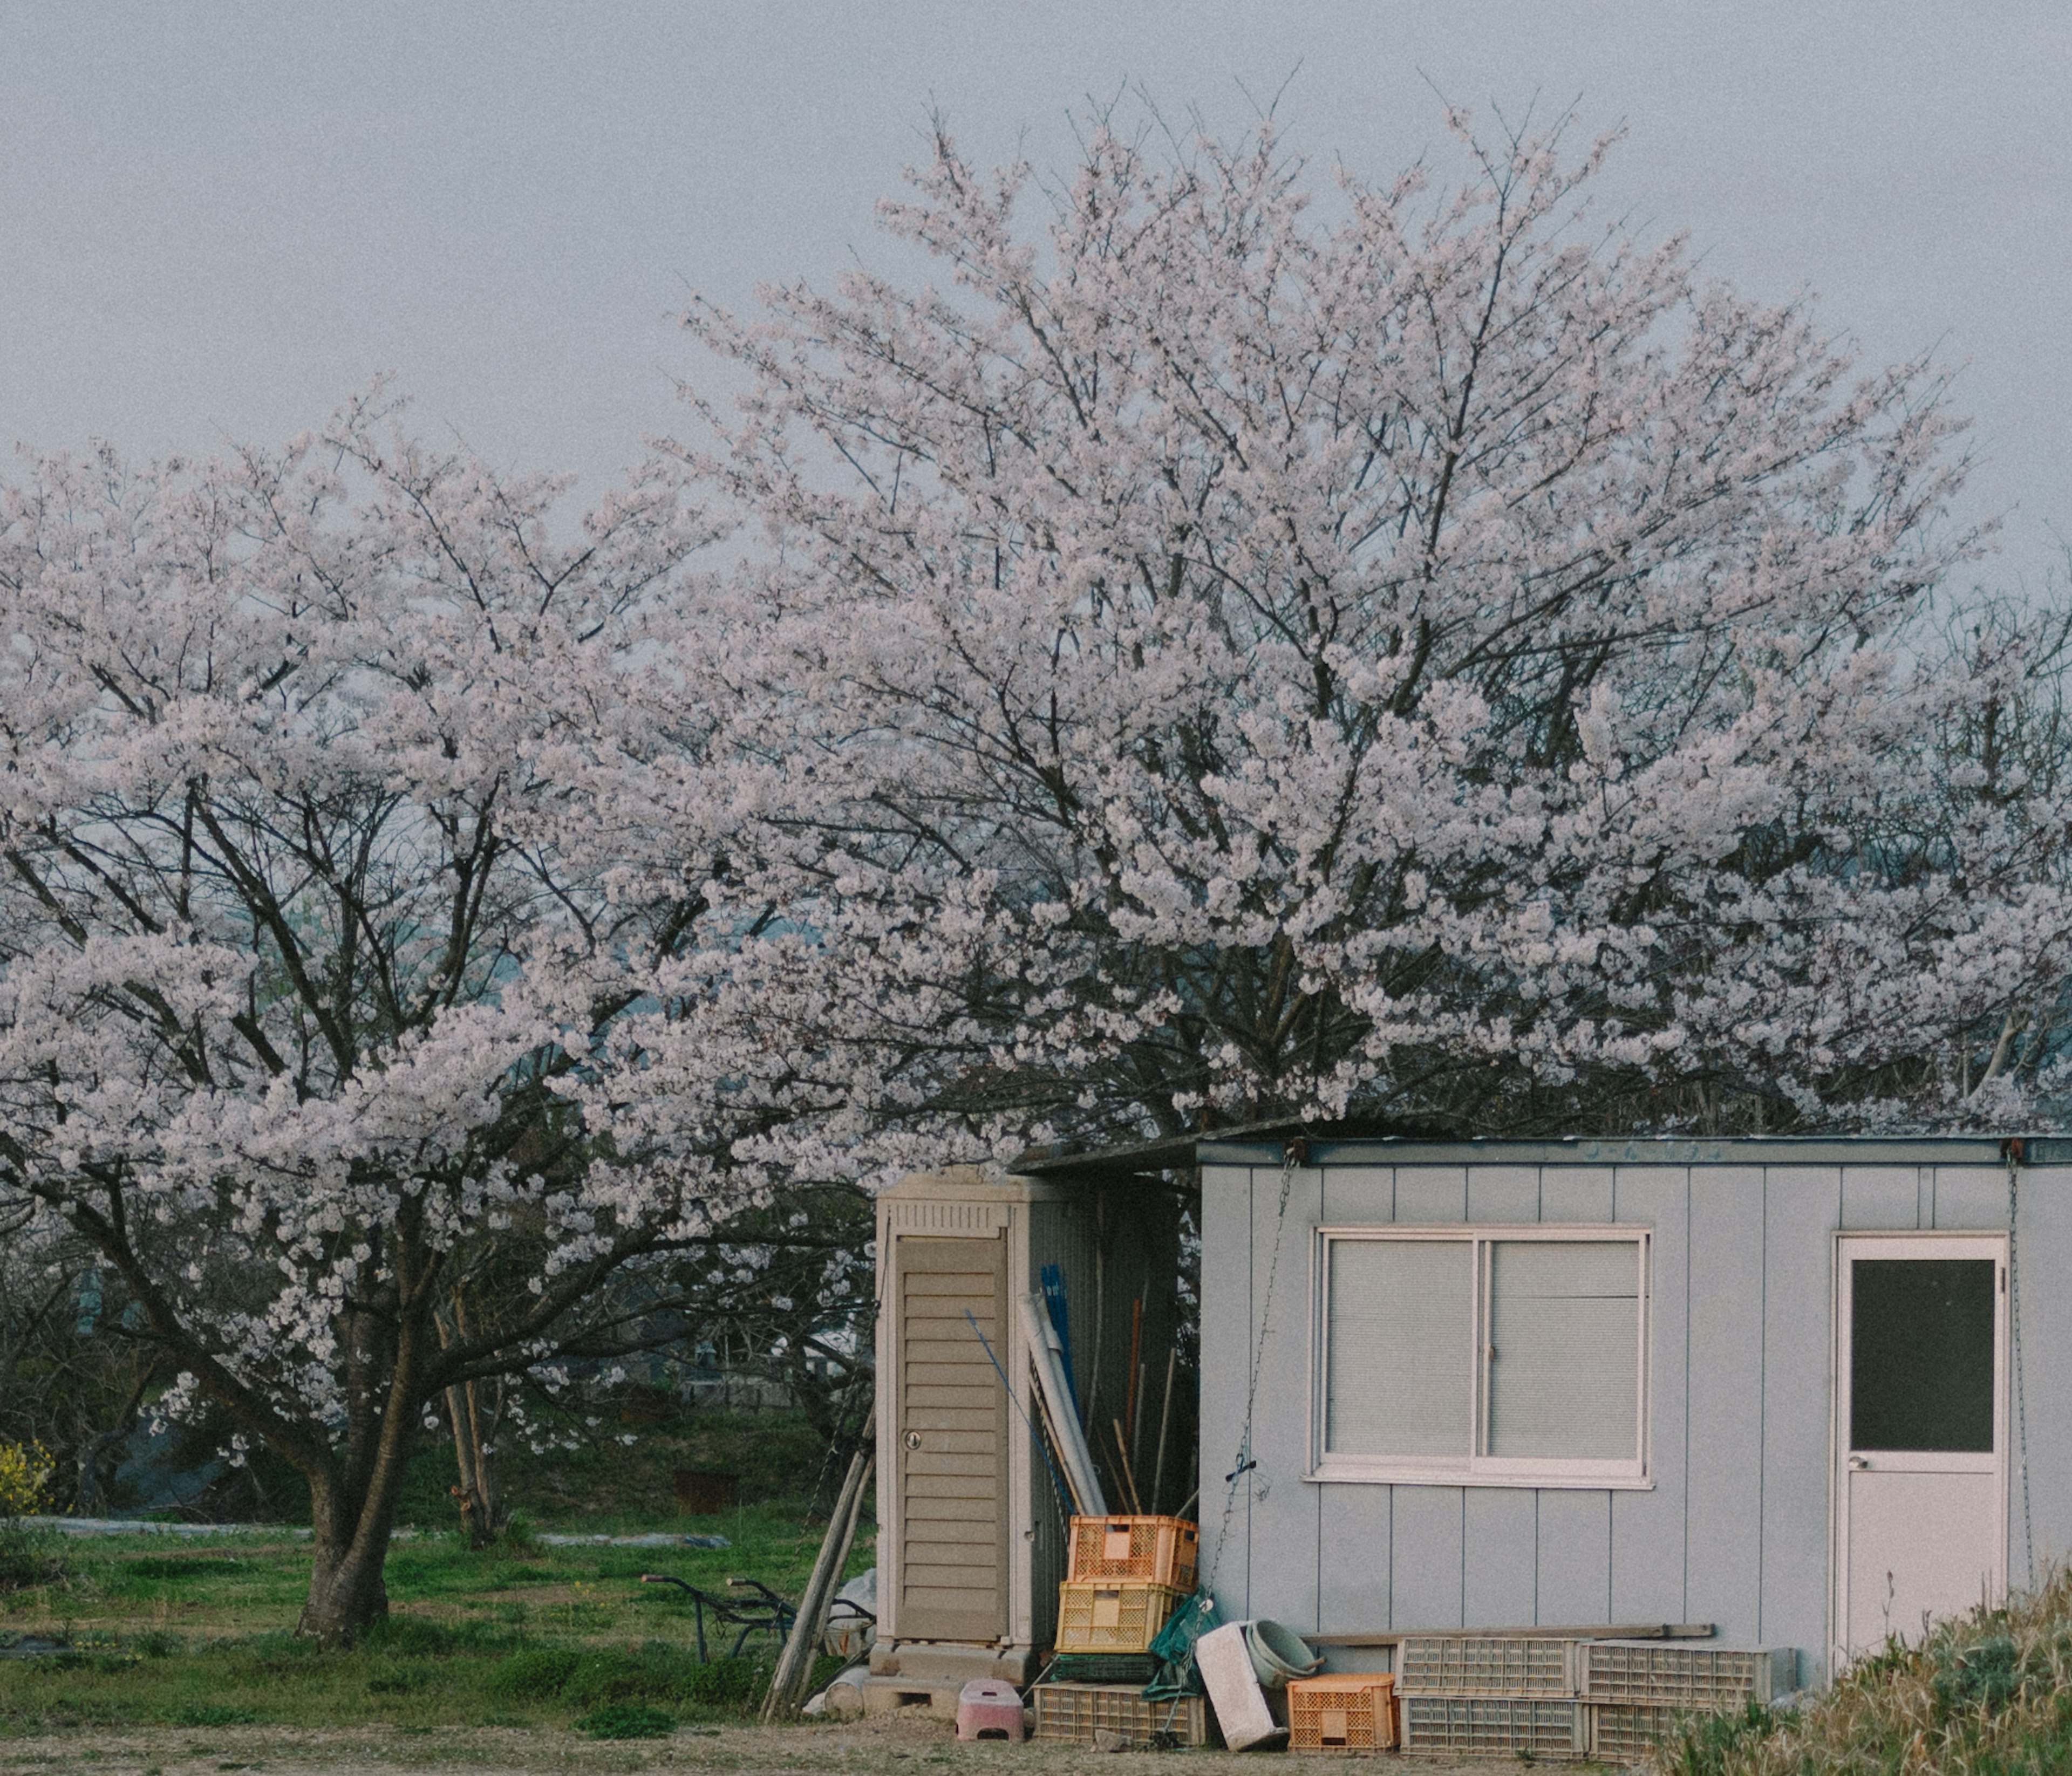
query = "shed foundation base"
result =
(863, 1641, 1039, 1717)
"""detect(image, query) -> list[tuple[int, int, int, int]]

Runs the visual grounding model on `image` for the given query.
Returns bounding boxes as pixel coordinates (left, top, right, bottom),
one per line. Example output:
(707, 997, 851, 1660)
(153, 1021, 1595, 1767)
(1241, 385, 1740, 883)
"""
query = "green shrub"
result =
(573, 1701, 674, 1738)
(677, 1655, 774, 1710)
(484, 1644, 774, 1714)
(486, 1645, 583, 1700)
(362, 1616, 459, 1657)
(1655, 1699, 1787, 1776)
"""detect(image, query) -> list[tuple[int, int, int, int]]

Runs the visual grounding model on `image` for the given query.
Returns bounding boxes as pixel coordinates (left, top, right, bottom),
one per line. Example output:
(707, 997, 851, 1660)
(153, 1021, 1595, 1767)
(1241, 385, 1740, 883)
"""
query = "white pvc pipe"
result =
(1018, 1293, 1108, 1515)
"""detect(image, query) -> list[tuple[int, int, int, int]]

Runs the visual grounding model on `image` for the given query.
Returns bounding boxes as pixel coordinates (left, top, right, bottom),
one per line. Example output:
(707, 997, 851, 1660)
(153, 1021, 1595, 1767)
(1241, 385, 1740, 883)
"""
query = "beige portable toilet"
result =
(864, 1163, 1180, 1715)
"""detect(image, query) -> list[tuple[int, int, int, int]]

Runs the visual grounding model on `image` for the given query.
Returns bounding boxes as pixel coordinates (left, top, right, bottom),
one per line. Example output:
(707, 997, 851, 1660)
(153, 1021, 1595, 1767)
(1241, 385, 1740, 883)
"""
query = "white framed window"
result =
(1311, 1226, 1651, 1488)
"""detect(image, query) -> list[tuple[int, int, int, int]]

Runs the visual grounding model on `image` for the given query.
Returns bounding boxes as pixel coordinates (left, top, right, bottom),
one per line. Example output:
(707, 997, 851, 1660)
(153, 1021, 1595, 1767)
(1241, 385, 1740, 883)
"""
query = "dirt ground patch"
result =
(0, 1711, 1598, 1774)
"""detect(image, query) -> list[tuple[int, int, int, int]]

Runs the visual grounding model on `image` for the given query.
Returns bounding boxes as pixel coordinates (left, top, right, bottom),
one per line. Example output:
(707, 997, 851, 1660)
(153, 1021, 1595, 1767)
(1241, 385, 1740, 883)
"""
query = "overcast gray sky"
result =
(4, 2, 2068, 585)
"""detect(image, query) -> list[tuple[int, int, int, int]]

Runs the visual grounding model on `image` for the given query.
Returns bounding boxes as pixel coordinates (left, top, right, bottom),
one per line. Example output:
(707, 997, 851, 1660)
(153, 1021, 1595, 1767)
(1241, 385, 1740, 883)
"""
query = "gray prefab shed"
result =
(1191, 1135, 2071, 1686)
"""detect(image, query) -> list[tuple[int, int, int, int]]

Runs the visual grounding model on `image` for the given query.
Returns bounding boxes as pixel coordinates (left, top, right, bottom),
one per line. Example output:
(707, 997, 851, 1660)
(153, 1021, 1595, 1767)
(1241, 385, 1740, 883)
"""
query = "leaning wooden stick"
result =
(761, 1449, 871, 1719)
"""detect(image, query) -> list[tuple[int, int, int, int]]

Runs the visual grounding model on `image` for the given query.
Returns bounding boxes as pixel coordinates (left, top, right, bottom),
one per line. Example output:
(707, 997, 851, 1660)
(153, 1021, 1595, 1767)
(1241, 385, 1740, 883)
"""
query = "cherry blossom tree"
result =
(680, 113, 2072, 1142)
(0, 394, 822, 1643)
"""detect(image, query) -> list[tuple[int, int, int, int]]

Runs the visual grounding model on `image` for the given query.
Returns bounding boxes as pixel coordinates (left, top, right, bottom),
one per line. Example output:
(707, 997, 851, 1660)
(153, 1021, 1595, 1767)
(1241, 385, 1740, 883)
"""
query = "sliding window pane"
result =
(1327, 1239, 1472, 1459)
(1487, 1241, 1640, 1461)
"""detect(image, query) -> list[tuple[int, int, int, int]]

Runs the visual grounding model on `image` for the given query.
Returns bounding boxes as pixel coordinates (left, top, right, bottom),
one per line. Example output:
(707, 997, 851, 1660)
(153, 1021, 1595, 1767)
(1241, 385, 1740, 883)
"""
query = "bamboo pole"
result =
(1111, 1418, 1143, 1514)
(1151, 1348, 1177, 1518)
(1123, 1298, 1143, 1466)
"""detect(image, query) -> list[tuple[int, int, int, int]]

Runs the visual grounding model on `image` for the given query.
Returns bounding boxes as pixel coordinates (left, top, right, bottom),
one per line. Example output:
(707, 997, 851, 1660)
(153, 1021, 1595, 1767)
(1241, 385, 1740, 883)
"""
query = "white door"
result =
(1832, 1234, 2007, 1667)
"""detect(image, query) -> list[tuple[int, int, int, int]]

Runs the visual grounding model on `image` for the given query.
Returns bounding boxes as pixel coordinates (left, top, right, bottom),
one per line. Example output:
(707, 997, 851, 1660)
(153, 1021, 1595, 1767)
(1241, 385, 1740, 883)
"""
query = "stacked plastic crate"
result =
(1031, 1514, 1205, 1748)
(1395, 1635, 1794, 1761)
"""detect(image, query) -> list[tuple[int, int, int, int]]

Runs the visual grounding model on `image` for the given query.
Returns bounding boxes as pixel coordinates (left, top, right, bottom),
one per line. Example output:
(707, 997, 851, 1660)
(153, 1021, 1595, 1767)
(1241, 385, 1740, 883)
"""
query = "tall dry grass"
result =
(1649, 1566, 2072, 1776)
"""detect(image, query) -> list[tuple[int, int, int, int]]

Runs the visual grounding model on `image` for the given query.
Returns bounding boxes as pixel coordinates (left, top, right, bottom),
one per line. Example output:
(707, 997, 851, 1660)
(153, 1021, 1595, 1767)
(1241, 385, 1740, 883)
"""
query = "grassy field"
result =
(0, 1407, 873, 1752)
(0, 1505, 866, 1738)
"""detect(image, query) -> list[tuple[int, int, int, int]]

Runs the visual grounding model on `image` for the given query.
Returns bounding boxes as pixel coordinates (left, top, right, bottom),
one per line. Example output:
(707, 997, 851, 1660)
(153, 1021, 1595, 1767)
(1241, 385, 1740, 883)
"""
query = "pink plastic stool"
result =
(956, 1677, 1026, 1741)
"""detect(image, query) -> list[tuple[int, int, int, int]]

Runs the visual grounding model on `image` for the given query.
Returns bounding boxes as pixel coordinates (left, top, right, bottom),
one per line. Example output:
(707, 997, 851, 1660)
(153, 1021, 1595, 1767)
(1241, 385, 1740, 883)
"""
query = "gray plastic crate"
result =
(1589, 1703, 1687, 1763)
(1401, 1695, 1587, 1759)
(1397, 1635, 1578, 1696)
(1031, 1683, 1209, 1748)
(1580, 1642, 1794, 1707)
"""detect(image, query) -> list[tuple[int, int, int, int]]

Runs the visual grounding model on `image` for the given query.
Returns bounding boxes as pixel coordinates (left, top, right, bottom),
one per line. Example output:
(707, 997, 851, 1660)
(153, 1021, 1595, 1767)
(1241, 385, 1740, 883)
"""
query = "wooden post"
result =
(761, 1449, 872, 1720)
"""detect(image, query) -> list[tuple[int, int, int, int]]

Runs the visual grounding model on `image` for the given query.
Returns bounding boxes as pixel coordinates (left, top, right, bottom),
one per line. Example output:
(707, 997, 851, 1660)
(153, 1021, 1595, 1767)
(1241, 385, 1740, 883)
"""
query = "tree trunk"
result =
(295, 1419, 417, 1645)
(298, 1524, 392, 1648)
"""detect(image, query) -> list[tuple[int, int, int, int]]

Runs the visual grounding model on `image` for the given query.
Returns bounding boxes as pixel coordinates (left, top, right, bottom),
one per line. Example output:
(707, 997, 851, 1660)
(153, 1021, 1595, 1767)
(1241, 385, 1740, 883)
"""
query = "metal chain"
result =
(2009, 1150, 2036, 1591)
(1204, 1143, 1300, 1592)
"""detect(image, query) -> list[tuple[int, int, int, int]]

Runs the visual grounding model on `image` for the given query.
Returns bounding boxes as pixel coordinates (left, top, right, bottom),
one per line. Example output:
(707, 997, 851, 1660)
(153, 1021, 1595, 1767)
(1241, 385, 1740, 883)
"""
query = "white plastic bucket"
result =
(1243, 1617, 1324, 1688)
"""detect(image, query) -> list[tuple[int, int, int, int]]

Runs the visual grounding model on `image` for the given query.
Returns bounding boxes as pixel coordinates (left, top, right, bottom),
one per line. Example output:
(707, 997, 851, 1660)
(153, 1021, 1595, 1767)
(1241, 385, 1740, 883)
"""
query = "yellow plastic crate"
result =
(1066, 1514, 1199, 1590)
(1053, 1579, 1183, 1654)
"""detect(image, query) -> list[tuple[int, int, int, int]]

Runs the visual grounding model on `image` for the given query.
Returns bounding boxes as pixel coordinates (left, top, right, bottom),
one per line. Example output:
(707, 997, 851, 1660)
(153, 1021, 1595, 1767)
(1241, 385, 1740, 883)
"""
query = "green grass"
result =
(1652, 1565, 2072, 1776)
(0, 1409, 870, 1739)
(0, 1618, 846, 1737)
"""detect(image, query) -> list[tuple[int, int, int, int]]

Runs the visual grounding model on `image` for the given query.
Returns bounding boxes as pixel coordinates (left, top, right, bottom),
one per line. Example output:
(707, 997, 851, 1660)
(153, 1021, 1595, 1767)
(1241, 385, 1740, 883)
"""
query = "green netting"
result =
(1142, 1590, 1221, 1699)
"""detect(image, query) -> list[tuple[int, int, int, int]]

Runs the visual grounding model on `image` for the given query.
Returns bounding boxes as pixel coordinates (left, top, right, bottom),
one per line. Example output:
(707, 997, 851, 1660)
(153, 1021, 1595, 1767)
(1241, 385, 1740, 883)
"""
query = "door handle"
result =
(1848, 1455, 1869, 1471)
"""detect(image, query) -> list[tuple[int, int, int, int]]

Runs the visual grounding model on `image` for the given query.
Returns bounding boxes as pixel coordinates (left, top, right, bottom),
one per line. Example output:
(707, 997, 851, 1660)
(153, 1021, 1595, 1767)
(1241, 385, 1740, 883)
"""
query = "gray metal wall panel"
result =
(1324, 1167, 1396, 1219)
(1395, 1165, 1467, 1222)
(1319, 1483, 1395, 1632)
(1762, 1167, 1839, 1665)
(1537, 1489, 1613, 1624)
(1392, 1485, 1467, 1629)
(1242, 1164, 1323, 1629)
(1197, 1164, 1256, 1610)
(1544, 1166, 1616, 1222)
(1684, 1166, 1767, 1644)
(1841, 1165, 1918, 1229)
(1933, 1166, 2013, 1229)
(1609, 1166, 1689, 1624)
(1468, 1164, 1540, 1224)
(2009, 1167, 2072, 1581)
(1316, 1166, 1394, 1632)
(1465, 1488, 1538, 1625)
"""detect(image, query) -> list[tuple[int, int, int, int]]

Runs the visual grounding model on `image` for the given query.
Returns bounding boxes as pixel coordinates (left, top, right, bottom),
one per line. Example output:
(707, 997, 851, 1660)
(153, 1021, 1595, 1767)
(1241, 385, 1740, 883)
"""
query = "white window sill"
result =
(1306, 1466, 1654, 1492)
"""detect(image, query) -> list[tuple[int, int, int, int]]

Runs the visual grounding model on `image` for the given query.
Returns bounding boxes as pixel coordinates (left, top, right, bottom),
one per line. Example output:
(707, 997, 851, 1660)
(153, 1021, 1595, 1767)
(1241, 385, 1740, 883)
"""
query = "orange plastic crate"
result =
(1053, 1579, 1184, 1654)
(1288, 1675, 1398, 1752)
(1065, 1515, 1200, 1590)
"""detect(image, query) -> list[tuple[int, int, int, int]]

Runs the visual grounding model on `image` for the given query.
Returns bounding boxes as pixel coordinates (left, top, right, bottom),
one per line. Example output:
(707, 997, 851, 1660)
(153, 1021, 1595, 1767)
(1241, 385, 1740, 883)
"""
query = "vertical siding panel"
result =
(2012, 1166, 2072, 1584)
(1841, 1165, 1918, 1228)
(1321, 1167, 1395, 1225)
(1317, 1168, 1394, 1633)
(1761, 1167, 1838, 1663)
(1933, 1166, 2013, 1230)
(1381, 1170, 1463, 1628)
(1238, 1163, 1322, 1629)
(1198, 1164, 1256, 1612)
(1395, 1165, 1468, 1224)
(1464, 1489, 1538, 1625)
(1467, 1165, 1540, 1225)
(1393, 1486, 1467, 1629)
(1610, 1166, 1689, 1623)
(1542, 1166, 1616, 1222)
(1537, 1490, 1613, 1625)
(1684, 1165, 1766, 1645)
